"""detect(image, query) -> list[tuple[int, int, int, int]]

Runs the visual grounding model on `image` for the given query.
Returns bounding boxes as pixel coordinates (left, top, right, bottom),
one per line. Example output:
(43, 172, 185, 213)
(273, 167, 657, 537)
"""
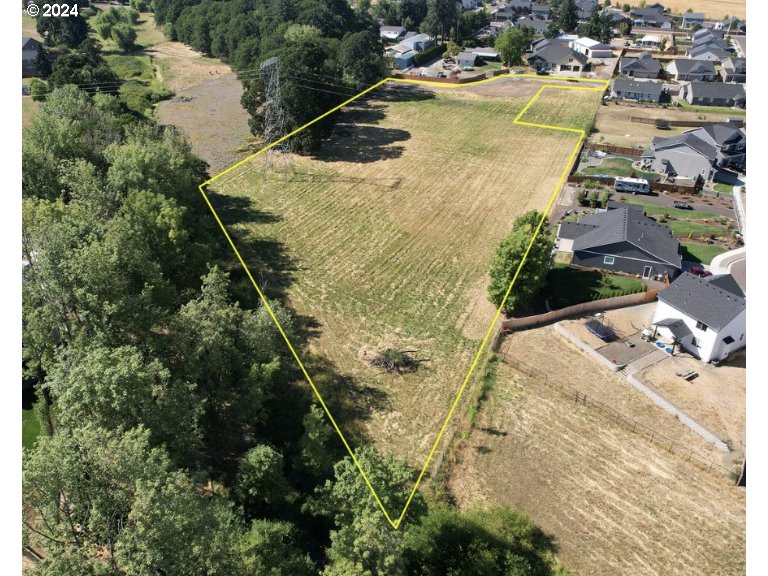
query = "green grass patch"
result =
(580, 158, 658, 179)
(621, 198, 724, 221)
(545, 264, 645, 308)
(713, 183, 734, 195)
(677, 100, 746, 116)
(667, 220, 724, 237)
(680, 242, 728, 264)
(106, 54, 172, 116)
(22, 409, 41, 451)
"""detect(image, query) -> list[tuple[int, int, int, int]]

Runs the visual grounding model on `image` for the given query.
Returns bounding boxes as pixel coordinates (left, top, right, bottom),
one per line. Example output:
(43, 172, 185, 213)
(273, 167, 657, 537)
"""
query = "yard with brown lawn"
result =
(207, 79, 603, 467)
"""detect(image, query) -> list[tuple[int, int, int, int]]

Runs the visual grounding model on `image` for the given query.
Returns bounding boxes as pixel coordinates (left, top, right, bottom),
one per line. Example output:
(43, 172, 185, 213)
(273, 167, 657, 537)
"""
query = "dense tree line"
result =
(23, 84, 570, 574)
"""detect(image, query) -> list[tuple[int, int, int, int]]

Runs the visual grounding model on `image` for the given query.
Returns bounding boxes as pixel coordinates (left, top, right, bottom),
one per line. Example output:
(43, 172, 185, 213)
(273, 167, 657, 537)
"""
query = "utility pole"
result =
(259, 56, 292, 175)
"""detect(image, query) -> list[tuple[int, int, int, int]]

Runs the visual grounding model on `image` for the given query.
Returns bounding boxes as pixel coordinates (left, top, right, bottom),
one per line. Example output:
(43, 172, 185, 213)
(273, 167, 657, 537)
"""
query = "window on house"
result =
(691, 337, 702, 348)
(695, 321, 708, 332)
(603, 256, 615, 265)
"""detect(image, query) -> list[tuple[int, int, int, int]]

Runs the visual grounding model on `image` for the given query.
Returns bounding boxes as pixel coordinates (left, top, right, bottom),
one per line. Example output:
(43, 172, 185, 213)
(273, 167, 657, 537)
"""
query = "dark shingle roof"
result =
(558, 221, 597, 240)
(457, 51, 477, 61)
(704, 274, 745, 298)
(669, 59, 716, 75)
(620, 55, 661, 75)
(528, 44, 588, 66)
(687, 82, 745, 100)
(651, 132, 718, 161)
(22, 37, 41, 51)
(655, 318, 693, 340)
(658, 272, 746, 331)
(573, 207, 682, 267)
(612, 79, 664, 96)
(698, 123, 744, 146)
(687, 45, 730, 61)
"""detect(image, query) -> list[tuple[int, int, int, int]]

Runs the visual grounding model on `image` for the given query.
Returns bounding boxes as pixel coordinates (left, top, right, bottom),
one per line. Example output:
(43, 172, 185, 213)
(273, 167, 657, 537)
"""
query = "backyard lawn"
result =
(580, 158, 658, 180)
(545, 264, 645, 308)
(713, 183, 735, 195)
(621, 198, 727, 222)
(680, 242, 728, 264)
(677, 100, 746, 116)
(668, 221, 725, 238)
(22, 409, 41, 451)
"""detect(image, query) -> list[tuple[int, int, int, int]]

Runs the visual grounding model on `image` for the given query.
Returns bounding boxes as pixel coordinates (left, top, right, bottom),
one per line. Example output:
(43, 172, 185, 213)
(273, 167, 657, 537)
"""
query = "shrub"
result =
(112, 23, 137, 52)
(589, 190, 600, 208)
(577, 190, 587, 205)
(413, 44, 447, 67)
(29, 78, 48, 102)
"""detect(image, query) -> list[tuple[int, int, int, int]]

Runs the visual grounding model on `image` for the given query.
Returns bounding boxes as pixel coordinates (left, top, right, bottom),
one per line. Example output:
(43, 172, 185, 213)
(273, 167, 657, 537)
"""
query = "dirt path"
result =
(151, 41, 252, 176)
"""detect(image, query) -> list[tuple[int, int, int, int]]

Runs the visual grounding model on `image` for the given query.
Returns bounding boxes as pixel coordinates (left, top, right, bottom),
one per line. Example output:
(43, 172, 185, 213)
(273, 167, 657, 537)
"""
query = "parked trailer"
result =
(614, 176, 651, 194)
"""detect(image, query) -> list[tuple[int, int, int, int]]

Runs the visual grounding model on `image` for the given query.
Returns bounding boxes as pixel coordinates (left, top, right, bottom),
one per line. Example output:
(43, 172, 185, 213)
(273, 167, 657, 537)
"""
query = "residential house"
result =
(692, 33, 729, 52)
(22, 37, 42, 78)
(507, 0, 533, 10)
(611, 79, 664, 103)
(576, 0, 599, 21)
(642, 123, 746, 179)
(681, 12, 705, 28)
(692, 29, 724, 44)
(461, 0, 479, 9)
(720, 57, 746, 83)
(652, 273, 745, 362)
(631, 8, 672, 28)
(527, 44, 588, 74)
(399, 33, 435, 53)
(457, 51, 478, 67)
(619, 52, 661, 78)
(716, 17, 746, 33)
(465, 46, 500, 60)
(380, 26, 407, 43)
(556, 207, 682, 280)
(666, 59, 717, 81)
(683, 82, 745, 107)
(570, 37, 613, 59)
(516, 18, 552, 35)
(686, 44, 730, 62)
(531, 5, 551, 20)
(636, 35, 662, 49)
(494, 7, 519, 20)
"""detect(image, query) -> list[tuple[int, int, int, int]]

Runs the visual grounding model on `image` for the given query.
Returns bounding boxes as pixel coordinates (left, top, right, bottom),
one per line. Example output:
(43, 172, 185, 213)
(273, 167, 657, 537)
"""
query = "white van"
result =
(614, 176, 651, 195)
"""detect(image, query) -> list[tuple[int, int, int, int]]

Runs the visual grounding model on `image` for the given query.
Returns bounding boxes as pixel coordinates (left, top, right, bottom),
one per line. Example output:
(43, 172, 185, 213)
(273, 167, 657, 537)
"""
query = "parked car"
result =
(673, 201, 693, 210)
(461, 65, 474, 71)
(689, 265, 713, 278)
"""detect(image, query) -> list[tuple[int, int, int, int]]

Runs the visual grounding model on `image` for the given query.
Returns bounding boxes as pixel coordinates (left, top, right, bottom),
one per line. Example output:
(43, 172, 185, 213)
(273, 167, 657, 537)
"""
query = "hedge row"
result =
(413, 43, 447, 67)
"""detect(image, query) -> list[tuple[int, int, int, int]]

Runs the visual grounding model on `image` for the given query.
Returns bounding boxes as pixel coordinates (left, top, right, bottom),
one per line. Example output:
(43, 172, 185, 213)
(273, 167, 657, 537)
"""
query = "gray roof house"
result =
(557, 207, 682, 280)
(380, 26, 407, 42)
(666, 59, 717, 82)
(720, 57, 746, 83)
(642, 123, 745, 179)
(494, 7, 520, 20)
(399, 33, 435, 53)
(611, 79, 664, 103)
(531, 5, 551, 19)
(681, 12, 705, 28)
(22, 37, 42, 78)
(718, 17, 746, 33)
(683, 82, 745, 108)
(516, 18, 551, 34)
(630, 7, 672, 28)
(686, 44, 730, 62)
(527, 44, 588, 74)
(576, 0, 599, 20)
(619, 52, 661, 79)
(692, 29, 725, 44)
(652, 272, 746, 362)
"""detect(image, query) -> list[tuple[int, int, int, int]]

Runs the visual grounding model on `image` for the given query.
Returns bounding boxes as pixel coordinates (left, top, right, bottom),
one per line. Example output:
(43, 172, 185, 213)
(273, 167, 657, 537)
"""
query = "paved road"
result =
(731, 35, 746, 58)
(729, 258, 746, 293)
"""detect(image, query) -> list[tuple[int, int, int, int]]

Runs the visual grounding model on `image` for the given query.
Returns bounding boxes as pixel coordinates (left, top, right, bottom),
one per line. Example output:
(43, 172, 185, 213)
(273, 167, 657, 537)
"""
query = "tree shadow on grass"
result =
(377, 84, 438, 103)
(207, 191, 284, 225)
(314, 125, 411, 163)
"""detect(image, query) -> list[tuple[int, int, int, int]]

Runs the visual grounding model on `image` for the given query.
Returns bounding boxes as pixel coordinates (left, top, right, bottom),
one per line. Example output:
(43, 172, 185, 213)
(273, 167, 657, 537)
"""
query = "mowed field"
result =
(661, 0, 745, 19)
(448, 362, 746, 576)
(211, 78, 603, 466)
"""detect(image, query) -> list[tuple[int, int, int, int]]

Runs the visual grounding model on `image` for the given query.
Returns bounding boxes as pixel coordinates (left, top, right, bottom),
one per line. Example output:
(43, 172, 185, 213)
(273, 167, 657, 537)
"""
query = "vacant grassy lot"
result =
(681, 242, 728, 264)
(593, 103, 743, 148)
(580, 157, 658, 179)
(22, 10, 42, 41)
(545, 263, 644, 308)
(448, 362, 745, 576)
(211, 80, 602, 465)
(661, 0, 745, 19)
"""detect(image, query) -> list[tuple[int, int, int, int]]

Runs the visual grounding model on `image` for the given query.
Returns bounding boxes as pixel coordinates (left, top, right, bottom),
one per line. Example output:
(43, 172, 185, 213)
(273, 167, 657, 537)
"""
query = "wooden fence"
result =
(630, 116, 745, 128)
(500, 290, 658, 332)
(498, 355, 733, 477)
(586, 143, 645, 157)
(395, 68, 508, 84)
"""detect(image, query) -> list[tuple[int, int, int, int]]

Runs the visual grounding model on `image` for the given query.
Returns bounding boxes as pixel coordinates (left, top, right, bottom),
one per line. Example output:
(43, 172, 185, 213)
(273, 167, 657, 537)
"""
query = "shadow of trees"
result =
(315, 125, 411, 163)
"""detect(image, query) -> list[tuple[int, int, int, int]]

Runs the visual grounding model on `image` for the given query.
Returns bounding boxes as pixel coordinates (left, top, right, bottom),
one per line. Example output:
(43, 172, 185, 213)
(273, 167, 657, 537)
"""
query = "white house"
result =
(652, 272, 745, 363)
(570, 37, 613, 58)
(380, 26, 407, 42)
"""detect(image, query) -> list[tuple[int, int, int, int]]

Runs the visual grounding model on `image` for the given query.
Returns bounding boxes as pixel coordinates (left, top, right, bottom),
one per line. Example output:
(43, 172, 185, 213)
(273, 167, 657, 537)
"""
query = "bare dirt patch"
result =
(637, 354, 745, 456)
(448, 363, 746, 576)
(147, 41, 232, 93)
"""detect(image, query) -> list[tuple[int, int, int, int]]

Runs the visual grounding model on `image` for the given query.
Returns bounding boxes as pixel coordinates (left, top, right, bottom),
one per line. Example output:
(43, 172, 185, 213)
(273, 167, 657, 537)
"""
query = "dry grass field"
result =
(661, 0, 745, 19)
(593, 103, 744, 148)
(448, 362, 746, 576)
(210, 79, 603, 466)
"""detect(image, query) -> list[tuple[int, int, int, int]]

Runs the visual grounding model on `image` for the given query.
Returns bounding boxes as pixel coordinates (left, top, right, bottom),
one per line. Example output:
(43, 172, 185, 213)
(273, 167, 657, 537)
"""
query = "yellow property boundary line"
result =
(198, 73, 609, 529)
